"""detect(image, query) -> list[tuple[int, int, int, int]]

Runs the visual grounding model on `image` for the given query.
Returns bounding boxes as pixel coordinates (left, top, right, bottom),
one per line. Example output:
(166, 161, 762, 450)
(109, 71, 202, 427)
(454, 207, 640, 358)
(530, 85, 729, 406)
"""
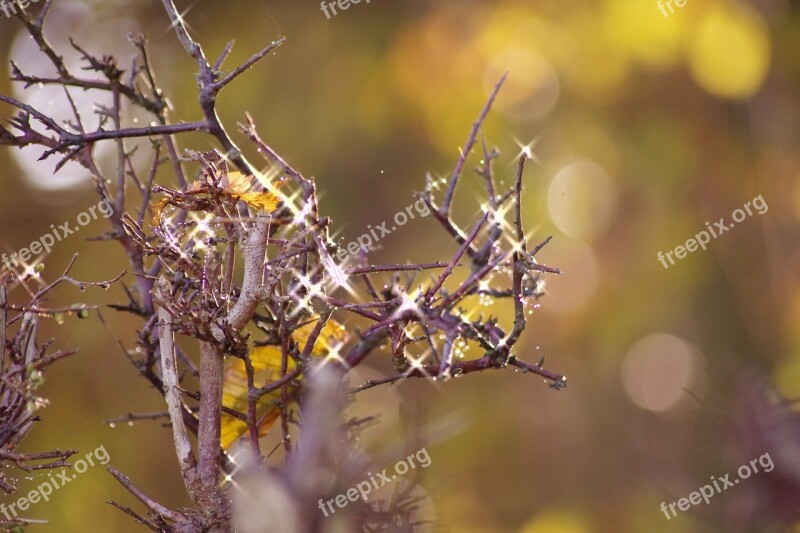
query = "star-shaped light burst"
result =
(427, 172, 448, 192)
(288, 272, 326, 318)
(504, 223, 542, 257)
(160, 218, 183, 251)
(405, 351, 433, 380)
(477, 279, 491, 293)
(317, 340, 348, 370)
(220, 449, 246, 491)
(480, 200, 516, 236)
(21, 258, 43, 282)
(321, 253, 358, 300)
(163, 2, 196, 35)
(244, 163, 301, 221)
(393, 287, 423, 319)
(158, 213, 190, 260)
(189, 212, 215, 250)
(511, 135, 541, 165)
(400, 349, 444, 388)
(4, 253, 47, 292)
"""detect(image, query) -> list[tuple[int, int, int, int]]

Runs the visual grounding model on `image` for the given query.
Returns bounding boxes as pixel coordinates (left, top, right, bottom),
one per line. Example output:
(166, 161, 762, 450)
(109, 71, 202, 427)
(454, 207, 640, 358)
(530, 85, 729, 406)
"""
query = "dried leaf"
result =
(220, 316, 348, 450)
(150, 197, 170, 226)
(149, 172, 283, 226)
(186, 180, 208, 193)
(224, 171, 280, 212)
(220, 345, 292, 450)
(225, 171, 252, 193)
(227, 191, 280, 212)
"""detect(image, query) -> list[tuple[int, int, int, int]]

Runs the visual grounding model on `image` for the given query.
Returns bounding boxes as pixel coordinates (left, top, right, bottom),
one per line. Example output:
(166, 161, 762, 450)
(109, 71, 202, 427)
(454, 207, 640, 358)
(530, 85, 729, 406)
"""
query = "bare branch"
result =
(155, 278, 199, 497)
(107, 466, 186, 523)
(439, 72, 507, 215)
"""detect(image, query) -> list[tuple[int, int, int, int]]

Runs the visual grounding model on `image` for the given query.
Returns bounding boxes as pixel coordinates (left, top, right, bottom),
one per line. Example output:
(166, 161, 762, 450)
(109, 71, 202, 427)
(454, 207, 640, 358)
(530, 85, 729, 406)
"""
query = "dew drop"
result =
(109, 423, 116, 428)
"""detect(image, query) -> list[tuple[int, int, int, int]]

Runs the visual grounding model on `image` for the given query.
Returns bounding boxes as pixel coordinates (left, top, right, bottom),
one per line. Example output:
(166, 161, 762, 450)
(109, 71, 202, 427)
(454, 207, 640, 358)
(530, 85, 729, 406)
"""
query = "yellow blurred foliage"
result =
(520, 509, 591, 533)
(688, 1, 771, 99)
(603, 0, 686, 68)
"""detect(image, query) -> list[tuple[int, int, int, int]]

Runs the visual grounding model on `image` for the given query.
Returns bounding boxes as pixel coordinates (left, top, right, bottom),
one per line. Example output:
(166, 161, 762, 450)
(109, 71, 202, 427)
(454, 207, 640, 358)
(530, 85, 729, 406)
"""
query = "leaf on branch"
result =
(149, 197, 171, 226)
(224, 171, 281, 212)
(150, 171, 282, 225)
(220, 316, 348, 450)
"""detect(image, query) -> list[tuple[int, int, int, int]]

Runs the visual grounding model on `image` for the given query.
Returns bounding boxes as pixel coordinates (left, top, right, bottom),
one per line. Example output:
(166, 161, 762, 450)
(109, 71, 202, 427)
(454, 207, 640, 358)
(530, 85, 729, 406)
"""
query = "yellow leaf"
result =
(228, 191, 280, 212)
(220, 317, 348, 450)
(220, 346, 294, 450)
(293, 316, 349, 355)
(186, 180, 208, 193)
(150, 172, 282, 227)
(150, 197, 171, 226)
(225, 171, 252, 194)
(224, 171, 281, 212)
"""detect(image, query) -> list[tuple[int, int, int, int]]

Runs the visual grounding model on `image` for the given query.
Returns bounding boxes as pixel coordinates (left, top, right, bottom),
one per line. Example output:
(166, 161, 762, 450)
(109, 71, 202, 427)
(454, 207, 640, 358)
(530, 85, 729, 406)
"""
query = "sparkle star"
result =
(317, 341, 348, 369)
(163, 3, 196, 35)
(511, 135, 541, 164)
(393, 287, 423, 318)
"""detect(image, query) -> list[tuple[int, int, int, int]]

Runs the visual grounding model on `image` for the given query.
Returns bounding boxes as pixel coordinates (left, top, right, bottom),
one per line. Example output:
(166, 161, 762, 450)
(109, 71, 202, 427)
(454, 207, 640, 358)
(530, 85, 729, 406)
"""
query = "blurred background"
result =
(1, 0, 799, 531)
